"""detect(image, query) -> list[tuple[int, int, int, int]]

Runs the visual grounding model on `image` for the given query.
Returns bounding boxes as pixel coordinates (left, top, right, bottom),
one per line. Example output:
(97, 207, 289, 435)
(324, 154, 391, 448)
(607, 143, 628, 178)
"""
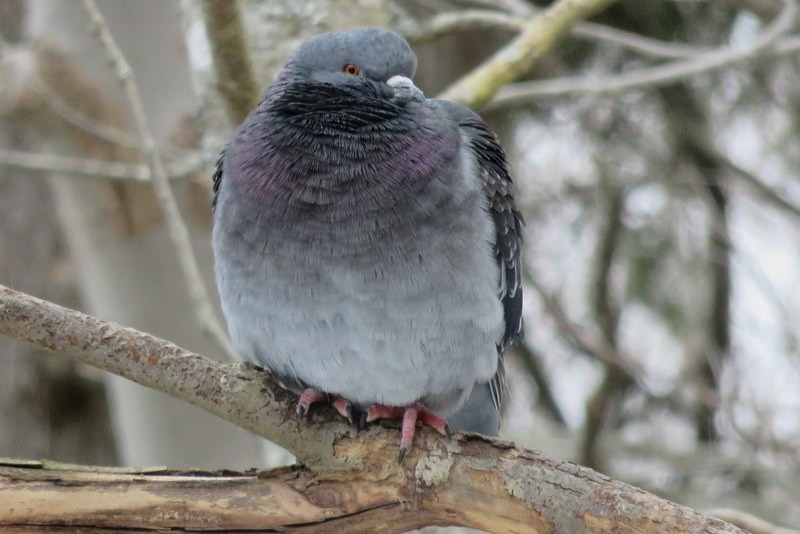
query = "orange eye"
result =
(343, 63, 360, 76)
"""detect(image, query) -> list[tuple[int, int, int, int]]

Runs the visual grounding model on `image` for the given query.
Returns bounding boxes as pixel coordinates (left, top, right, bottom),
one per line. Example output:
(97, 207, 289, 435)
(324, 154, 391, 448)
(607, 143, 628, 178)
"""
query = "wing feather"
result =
(434, 100, 525, 413)
(211, 151, 225, 211)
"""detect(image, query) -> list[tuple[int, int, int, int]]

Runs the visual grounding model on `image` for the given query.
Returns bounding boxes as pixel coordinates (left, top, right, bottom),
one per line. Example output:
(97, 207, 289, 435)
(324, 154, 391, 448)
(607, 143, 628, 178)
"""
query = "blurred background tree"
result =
(1, 0, 798, 529)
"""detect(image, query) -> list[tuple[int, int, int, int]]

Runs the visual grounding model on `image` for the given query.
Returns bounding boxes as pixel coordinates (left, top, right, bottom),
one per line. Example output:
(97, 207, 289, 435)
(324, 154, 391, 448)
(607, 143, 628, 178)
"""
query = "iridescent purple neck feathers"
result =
(224, 79, 458, 222)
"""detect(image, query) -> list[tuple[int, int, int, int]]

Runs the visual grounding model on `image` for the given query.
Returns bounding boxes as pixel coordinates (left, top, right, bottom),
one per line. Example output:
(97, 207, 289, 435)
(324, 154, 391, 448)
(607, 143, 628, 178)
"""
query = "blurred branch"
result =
(675, 119, 800, 222)
(721, 0, 784, 19)
(82, 0, 235, 360)
(32, 77, 143, 150)
(700, 170, 730, 445)
(0, 148, 203, 182)
(708, 508, 800, 534)
(526, 273, 643, 377)
(406, 9, 712, 58)
(661, 83, 737, 442)
(438, 0, 617, 109)
(0, 284, 748, 533)
(590, 185, 623, 342)
(199, 0, 259, 125)
(581, 183, 629, 470)
(722, 156, 800, 221)
(512, 342, 567, 425)
(489, 0, 798, 108)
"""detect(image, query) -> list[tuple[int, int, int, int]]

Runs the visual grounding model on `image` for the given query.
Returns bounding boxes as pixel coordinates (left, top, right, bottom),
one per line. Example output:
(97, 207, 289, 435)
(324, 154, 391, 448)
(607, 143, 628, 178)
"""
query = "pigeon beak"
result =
(386, 75, 425, 104)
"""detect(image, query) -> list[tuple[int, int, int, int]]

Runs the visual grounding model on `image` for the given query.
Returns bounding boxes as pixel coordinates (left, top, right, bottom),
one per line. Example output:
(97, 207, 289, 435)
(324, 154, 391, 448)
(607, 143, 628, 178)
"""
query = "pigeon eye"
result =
(343, 63, 360, 76)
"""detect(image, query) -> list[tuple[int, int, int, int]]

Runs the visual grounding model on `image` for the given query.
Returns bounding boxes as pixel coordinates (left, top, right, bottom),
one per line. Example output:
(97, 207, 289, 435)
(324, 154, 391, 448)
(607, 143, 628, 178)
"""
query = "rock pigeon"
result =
(211, 27, 522, 460)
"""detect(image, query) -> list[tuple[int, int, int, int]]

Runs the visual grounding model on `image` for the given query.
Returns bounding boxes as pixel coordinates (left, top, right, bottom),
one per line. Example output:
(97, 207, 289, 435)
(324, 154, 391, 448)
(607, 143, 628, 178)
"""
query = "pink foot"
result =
(296, 388, 327, 419)
(296, 389, 362, 426)
(331, 396, 362, 426)
(366, 402, 451, 463)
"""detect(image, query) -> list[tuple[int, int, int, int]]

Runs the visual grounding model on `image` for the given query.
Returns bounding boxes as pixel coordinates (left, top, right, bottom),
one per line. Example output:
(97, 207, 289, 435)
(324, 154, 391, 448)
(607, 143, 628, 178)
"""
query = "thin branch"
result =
(438, 0, 618, 109)
(573, 19, 713, 59)
(0, 283, 748, 533)
(199, 0, 259, 126)
(660, 84, 734, 443)
(512, 342, 567, 425)
(31, 77, 143, 150)
(0, 148, 204, 182)
(526, 273, 643, 377)
(721, 0, 785, 19)
(708, 508, 800, 534)
(674, 118, 800, 222)
(489, 0, 799, 108)
(406, 9, 712, 59)
(82, 0, 235, 360)
(580, 180, 629, 470)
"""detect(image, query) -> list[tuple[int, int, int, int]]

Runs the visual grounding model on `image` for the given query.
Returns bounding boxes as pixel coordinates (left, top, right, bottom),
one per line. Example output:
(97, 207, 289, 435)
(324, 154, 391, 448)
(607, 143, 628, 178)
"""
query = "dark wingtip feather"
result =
(211, 150, 225, 211)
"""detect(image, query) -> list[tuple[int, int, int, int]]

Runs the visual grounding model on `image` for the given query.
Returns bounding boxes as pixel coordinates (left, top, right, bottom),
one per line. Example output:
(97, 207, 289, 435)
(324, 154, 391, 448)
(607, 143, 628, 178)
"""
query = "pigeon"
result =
(211, 27, 523, 460)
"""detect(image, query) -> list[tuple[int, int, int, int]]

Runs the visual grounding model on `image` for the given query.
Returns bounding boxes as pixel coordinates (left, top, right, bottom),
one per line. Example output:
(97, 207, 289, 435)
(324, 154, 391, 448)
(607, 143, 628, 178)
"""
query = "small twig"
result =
(722, 0, 785, 19)
(32, 77, 143, 150)
(526, 273, 643, 377)
(0, 148, 204, 182)
(406, 9, 712, 59)
(81, 0, 236, 360)
(673, 117, 800, 222)
(438, 0, 618, 108)
(489, 0, 798, 108)
(708, 508, 800, 534)
(513, 342, 567, 425)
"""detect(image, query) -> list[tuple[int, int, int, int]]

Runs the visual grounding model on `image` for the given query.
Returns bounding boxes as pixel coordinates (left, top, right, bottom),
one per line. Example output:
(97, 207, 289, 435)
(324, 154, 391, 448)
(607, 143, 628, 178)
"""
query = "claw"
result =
(417, 406, 450, 438)
(296, 388, 327, 420)
(350, 405, 367, 430)
(397, 444, 409, 464)
(332, 397, 354, 424)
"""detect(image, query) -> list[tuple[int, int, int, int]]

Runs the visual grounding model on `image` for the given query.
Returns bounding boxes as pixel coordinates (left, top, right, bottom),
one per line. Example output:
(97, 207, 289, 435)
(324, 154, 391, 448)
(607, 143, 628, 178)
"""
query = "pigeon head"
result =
(285, 27, 417, 88)
(227, 27, 452, 219)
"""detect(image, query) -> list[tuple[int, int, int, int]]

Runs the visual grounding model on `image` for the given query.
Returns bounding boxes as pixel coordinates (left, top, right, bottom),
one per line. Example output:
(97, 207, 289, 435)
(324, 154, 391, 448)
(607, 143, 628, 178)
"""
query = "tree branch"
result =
(199, 0, 259, 126)
(0, 284, 748, 532)
(581, 181, 629, 470)
(488, 0, 798, 108)
(513, 342, 567, 426)
(438, 0, 618, 108)
(707, 508, 800, 534)
(0, 147, 203, 182)
(405, 9, 712, 59)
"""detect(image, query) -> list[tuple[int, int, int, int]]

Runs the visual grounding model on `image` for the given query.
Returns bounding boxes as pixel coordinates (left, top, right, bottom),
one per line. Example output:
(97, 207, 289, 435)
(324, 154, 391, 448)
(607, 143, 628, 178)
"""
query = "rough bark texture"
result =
(0, 434, 746, 533)
(0, 284, 746, 533)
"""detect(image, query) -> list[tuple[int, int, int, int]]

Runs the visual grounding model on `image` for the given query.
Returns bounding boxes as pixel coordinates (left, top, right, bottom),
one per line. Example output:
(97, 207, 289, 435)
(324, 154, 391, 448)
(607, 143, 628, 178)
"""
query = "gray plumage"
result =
(448, 382, 500, 436)
(211, 27, 522, 435)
